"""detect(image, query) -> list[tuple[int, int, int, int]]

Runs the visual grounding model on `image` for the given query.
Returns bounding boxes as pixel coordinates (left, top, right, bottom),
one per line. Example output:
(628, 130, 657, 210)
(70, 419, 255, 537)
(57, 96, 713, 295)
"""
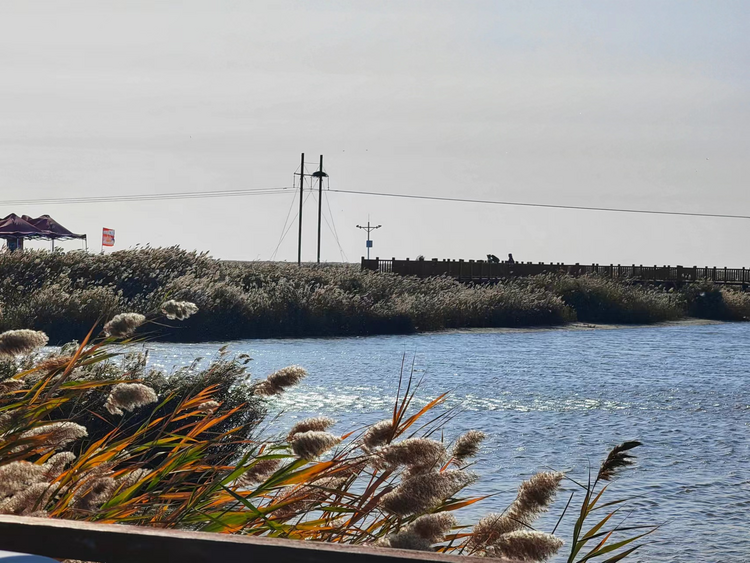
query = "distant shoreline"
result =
(1, 248, 748, 344)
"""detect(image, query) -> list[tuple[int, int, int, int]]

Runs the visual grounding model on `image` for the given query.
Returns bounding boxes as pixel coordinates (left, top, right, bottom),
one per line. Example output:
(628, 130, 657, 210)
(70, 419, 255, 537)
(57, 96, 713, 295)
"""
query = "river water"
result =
(147, 322, 750, 563)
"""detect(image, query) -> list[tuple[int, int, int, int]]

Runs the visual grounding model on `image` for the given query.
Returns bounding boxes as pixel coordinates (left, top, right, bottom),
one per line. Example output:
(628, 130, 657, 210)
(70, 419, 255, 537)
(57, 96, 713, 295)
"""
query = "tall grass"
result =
(530, 275, 684, 324)
(0, 248, 573, 342)
(0, 308, 653, 561)
(0, 247, 744, 343)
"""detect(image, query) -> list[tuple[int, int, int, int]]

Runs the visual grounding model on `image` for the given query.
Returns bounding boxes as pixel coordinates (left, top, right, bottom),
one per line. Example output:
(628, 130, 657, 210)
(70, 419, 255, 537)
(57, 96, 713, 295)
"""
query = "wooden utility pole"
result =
(297, 153, 304, 266)
(316, 155, 324, 263)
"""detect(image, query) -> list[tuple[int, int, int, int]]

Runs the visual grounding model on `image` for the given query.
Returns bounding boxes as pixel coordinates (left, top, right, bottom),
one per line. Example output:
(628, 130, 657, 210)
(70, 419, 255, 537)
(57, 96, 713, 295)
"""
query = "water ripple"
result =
(146, 322, 750, 563)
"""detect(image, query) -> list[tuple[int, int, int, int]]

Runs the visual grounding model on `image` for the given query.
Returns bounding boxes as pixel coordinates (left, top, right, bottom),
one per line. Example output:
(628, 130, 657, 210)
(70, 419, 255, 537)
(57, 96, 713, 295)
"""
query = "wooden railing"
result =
(0, 516, 492, 563)
(361, 258, 750, 286)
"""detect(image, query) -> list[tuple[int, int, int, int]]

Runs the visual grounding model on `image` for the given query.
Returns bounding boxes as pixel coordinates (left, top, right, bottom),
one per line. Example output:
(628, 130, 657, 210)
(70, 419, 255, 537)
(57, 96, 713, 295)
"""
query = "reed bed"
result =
(0, 247, 744, 343)
(0, 307, 653, 562)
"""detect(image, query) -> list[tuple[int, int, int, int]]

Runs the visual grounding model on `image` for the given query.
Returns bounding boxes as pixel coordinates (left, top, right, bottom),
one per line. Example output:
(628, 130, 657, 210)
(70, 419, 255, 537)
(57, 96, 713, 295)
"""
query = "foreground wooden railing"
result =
(0, 516, 490, 563)
(362, 257, 750, 286)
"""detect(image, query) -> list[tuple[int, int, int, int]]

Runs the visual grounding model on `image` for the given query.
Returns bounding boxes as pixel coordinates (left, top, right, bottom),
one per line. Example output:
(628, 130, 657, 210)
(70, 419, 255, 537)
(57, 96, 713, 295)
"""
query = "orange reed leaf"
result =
(439, 495, 489, 512)
(281, 460, 338, 486)
(396, 393, 448, 436)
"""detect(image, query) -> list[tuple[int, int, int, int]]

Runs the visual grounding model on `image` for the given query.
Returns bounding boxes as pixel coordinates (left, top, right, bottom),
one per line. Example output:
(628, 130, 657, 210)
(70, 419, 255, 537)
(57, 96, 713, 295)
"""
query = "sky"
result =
(1, 1, 749, 266)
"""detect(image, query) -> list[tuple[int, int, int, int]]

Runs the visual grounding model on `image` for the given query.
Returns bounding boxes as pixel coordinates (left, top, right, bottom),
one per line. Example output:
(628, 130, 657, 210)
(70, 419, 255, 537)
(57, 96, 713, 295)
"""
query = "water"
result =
(146, 322, 750, 562)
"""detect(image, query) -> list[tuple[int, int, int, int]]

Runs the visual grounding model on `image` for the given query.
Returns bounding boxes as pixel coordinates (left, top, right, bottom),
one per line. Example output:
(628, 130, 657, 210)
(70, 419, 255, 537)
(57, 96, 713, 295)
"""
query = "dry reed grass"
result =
(0, 298, 654, 561)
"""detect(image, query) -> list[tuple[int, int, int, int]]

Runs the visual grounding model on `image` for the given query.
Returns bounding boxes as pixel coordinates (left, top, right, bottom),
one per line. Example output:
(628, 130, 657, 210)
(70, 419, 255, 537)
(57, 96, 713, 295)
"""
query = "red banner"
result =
(102, 228, 115, 247)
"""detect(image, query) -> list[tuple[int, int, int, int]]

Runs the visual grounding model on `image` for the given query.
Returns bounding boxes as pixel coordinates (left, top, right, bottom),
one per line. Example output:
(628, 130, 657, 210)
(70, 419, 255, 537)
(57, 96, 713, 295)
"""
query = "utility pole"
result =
(356, 221, 381, 260)
(294, 153, 328, 265)
(312, 155, 328, 263)
(297, 153, 304, 265)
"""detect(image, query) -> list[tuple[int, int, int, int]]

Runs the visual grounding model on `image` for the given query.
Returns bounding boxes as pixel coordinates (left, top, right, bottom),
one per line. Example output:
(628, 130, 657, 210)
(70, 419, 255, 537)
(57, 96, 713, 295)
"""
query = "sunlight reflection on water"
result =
(146, 323, 750, 563)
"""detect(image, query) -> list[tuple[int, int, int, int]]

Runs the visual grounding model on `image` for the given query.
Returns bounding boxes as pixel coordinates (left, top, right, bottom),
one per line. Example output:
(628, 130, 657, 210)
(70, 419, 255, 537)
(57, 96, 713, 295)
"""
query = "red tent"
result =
(0, 214, 47, 239)
(22, 214, 85, 240)
(0, 214, 86, 251)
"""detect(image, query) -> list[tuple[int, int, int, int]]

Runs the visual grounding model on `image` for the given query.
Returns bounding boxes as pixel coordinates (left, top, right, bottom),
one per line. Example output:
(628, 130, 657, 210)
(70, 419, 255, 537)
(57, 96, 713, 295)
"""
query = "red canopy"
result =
(0, 214, 47, 239)
(22, 214, 85, 240)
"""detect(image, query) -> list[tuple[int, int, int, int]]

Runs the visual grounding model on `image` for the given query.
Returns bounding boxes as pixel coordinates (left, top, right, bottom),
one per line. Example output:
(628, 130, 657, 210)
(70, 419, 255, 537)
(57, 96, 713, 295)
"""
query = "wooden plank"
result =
(0, 516, 500, 563)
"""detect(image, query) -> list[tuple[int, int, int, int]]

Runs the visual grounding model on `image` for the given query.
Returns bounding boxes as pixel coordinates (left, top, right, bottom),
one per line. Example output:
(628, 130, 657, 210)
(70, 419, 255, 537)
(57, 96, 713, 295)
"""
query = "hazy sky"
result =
(2, 1, 749, 265)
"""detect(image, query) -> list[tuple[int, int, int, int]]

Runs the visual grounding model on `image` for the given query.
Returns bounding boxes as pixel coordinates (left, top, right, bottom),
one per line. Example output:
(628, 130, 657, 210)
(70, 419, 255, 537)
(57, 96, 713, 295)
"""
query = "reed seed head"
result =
(254, 365, 307, 396)
(0, 330, 49, 356)
(272, 476, 347, 519)
(290, 431, 341, 460)
(0, 461, 47, 498)
(380, 470, 477, 516)
(0, 379, 24, 395)
(160, 300, 199, 321)
(34, 355, 74, 373)
(452, 430, 485, 461)
(410, 512, 456, 542)
(105, 383, 158, 416)
(287, 416, 335, 441)
(20, 422, 88, 450)
(74, 476, 118, 512)
(196, 400, 220, 414)
(103, 313, 146, 338)
(470, 513, 522, 549)
(598, 441, 642, 481)
(486, 530, 563, 562)
(43, 452, 76, 479)
(363, 419, 395, 449)
(385, 530, 434, 551)
(0, 481, 59, 516)
(511, 471, 564, 525)
(238, 458, 281, 486)
(378, 438, 448, 470)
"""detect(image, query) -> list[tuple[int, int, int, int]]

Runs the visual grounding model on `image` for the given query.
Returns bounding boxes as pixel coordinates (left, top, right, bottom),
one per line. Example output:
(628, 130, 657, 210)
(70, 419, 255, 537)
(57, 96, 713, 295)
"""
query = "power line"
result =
(329, 188, 750, 220)
(0, 187, 292, 206)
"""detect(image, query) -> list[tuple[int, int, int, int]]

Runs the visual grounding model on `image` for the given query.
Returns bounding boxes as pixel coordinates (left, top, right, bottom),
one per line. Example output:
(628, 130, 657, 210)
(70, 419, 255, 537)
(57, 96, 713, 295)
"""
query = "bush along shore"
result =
(0, 309, 655, 562)
(0, 247, 749, 343)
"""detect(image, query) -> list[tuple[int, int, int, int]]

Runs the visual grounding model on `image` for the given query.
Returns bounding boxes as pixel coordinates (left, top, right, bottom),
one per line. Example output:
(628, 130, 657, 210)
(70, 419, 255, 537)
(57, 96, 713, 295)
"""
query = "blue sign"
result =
(366, 240, 373, 248)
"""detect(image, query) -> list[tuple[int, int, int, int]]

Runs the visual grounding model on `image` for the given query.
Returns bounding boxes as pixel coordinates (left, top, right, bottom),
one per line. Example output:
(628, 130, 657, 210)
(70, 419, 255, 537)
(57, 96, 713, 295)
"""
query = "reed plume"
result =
(385, 531, 434, 551)
(410, 512, 456, 542)
(103, 313, 146, 338)
(19, 422, 88, 450)
(74, 476, 118, 512)
(380, 470, 477, 516)
(0, 481, 59, 516)
(452, 430, 485, 461)
(238, 458, 281, 486)
(196, 400, 220, 414)
(377, 438, 448, 471)
(290, 431, 341, 460)
(254, 365, 307, 396)
(363, 419, 394, 448)
(0, 461, 48, 498)
(469, 471, 563, 550)
(0, 330, 48, 356)
(161, 300, 199, 321)
(486, 530, 563, 561)
(598, 441, 642, 481)
(511, 471, 564, 525)
(287, 416, 335, 441)
(104, 383, 158, 415)
(0, 379, 24, 395)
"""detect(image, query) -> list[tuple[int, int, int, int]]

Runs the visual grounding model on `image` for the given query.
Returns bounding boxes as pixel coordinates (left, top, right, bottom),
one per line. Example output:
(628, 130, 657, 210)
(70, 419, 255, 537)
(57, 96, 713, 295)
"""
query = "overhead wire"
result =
(327, 189, 750, 221)
(0, 187, 293, 206)
(312, 191, 348, 262)
(270, 190, 299, 261)
(323, 190, 348, 262)
(4, 183, 748, 221)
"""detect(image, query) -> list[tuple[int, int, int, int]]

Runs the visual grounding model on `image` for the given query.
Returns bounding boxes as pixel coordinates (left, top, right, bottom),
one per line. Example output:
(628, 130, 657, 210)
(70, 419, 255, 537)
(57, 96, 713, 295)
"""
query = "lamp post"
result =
(356, 221, 381, 260)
